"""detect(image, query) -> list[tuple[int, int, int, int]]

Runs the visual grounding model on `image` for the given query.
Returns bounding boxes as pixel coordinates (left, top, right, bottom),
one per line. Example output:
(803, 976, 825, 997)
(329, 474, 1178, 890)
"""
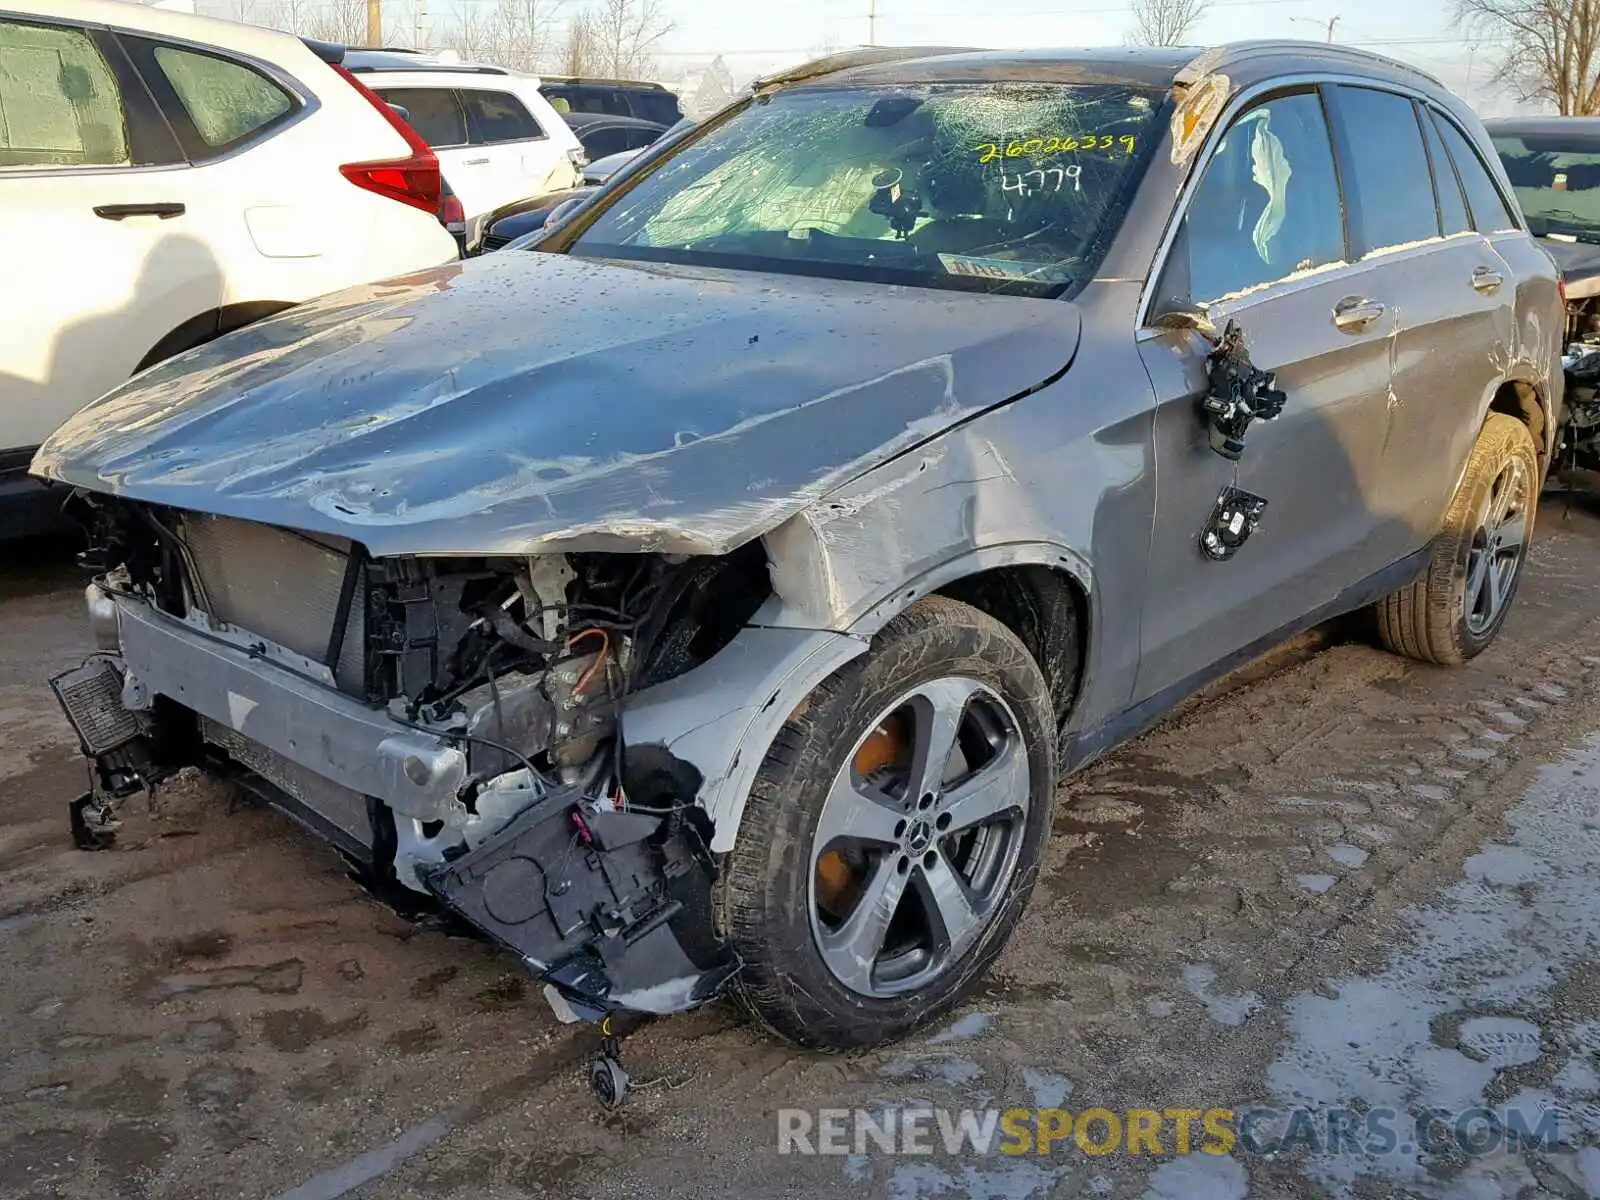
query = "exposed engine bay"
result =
(53, 498, 774, 1032)
(1562, 298, 1600, 475)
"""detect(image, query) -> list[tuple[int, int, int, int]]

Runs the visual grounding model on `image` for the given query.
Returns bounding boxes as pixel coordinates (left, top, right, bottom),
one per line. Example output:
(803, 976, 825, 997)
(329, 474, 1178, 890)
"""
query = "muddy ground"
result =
(3, 495, 1600, 1200)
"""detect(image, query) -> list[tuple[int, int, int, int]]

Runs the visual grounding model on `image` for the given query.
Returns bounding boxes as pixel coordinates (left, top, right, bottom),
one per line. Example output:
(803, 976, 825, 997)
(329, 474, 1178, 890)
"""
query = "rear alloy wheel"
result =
(721, 596, 1058, 1048)
(1376, 413, 1539, 664)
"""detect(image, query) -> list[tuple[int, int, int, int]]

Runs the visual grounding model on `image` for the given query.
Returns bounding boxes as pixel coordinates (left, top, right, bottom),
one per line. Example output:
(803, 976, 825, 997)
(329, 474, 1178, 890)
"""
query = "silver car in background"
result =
(35, 43, 1560, 1061)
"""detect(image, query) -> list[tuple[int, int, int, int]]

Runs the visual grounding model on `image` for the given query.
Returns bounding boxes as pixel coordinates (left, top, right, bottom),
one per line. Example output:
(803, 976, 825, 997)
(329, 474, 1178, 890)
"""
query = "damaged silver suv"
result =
(36, 43, 1560, 1058)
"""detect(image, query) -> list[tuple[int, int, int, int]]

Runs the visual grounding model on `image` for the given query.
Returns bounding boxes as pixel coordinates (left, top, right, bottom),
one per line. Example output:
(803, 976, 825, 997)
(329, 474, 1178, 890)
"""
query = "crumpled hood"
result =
(33, 252, 1080, 557)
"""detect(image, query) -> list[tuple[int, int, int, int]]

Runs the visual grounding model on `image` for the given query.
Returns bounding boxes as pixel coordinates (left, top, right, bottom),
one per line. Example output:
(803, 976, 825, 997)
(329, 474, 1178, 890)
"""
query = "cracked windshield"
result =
(1492, 129, 1600, 243)
(569, 82, 1163, 295)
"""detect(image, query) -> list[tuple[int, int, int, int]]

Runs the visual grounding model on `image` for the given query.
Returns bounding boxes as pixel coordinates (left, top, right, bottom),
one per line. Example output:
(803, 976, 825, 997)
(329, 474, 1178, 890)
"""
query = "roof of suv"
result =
(342, 48, 513, 76)
(779, 41, 1443, 95)
(539, 75, 671, 91)
(1485, 116, 1600, 137)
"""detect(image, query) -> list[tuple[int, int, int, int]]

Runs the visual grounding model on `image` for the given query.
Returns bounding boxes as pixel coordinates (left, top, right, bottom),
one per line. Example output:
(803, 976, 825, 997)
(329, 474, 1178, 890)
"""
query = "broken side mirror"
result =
(1198, 320, 1286, 460)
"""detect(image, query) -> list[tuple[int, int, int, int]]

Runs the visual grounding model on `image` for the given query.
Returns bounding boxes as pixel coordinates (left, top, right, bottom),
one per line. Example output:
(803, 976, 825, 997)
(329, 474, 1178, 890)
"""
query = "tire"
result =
(720, 595, 1059, 1049)
(1375, 413, 1539, 664)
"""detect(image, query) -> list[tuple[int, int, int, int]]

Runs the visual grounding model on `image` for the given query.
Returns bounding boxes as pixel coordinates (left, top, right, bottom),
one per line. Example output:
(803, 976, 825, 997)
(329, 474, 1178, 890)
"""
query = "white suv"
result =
(0, 1, 459, 536)
(347, 50, 585, 229)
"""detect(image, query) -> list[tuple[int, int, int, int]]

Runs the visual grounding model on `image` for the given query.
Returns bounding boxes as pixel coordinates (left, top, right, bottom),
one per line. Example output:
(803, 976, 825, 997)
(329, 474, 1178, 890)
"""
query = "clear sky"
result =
(620, 0, 1531, 116)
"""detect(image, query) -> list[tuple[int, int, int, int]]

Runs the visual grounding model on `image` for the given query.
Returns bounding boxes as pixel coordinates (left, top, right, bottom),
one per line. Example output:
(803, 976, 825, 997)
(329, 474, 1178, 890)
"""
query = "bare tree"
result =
(1458, 0, 1600, 114)
(485, 0, 557, 72)
(224, 0, 370, 44)
(561, 8, 599, 75)
(436, 3, 497, 61)
(1129, 0, 1207, 46)
(590, 0, 675, 78)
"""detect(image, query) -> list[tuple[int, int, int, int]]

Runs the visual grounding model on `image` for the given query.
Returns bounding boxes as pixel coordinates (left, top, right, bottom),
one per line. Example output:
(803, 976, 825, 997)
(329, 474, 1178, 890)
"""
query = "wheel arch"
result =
(620, 541, 1097, 854)
(1486, 373, 1554, 467)
(133, 301, 297, 375)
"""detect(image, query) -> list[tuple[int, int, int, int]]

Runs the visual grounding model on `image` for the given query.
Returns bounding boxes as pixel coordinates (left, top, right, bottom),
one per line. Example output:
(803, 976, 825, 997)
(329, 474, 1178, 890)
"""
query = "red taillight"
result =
(440, 190, 465, 226)
(332, 63, 441, 214)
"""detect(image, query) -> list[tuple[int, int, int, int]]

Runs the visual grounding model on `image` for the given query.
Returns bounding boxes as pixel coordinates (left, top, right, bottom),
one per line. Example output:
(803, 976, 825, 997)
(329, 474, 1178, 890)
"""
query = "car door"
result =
(1428, 107, 1538, 485)
(458, 87, 567, 213)
(1134, 86, 1396, 703)
(0, 15, 214, 458)
(117, 35, 325, 307)
(1322, 85, 1516, 563)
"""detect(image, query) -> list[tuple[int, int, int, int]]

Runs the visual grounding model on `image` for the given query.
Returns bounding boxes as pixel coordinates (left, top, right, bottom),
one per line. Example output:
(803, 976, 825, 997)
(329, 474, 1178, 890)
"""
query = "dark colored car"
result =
(562, 111, 668, 161)
(479, 186, 598, 251)
(539, 75, 682, 125)
(38, 45, 1560, 1070)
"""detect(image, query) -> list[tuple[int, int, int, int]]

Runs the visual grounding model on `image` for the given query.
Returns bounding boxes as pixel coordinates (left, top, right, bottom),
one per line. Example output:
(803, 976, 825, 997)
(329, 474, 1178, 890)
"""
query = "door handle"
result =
(1332, 295, 1386, 333)
(93, 202, 185, 220)
(462, 157, 491, 165)
(1472, 266, 1504, 294)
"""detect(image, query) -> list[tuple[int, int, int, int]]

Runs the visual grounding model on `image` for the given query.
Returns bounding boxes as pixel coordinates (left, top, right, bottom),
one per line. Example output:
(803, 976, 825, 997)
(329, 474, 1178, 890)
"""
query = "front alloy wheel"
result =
(809, 678, 1031, 999)
(721, 595, 1061, 1049)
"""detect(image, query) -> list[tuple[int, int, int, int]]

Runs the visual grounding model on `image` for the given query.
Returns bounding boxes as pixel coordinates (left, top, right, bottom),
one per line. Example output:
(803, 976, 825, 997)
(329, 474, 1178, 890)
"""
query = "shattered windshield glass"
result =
(567, 82, 1165, 297)
(1492, 132, 1600, 243)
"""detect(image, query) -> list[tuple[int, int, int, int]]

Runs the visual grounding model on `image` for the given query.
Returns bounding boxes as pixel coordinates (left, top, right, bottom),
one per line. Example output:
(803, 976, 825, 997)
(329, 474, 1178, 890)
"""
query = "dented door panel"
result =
(1368, 236, 1517, 555)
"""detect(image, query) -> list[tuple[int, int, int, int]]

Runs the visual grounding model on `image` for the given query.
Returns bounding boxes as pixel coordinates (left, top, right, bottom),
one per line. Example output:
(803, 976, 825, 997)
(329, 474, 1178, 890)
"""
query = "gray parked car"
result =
(35, 43, 1560, 1065)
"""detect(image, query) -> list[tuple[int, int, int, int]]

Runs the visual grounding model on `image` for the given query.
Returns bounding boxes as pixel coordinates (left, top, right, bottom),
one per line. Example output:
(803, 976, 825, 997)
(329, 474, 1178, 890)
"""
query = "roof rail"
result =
(346, 61, 510, 75)
(752, 45, 978, 91)
(1178, 39, 1445, 89)
(539, 75, 670, 90)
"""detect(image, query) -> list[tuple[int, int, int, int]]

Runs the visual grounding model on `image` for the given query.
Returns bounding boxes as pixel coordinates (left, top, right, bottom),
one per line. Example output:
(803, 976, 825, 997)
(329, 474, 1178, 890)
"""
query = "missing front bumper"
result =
(424, 787, 736, 1016)
(50, 598, 737, 1017)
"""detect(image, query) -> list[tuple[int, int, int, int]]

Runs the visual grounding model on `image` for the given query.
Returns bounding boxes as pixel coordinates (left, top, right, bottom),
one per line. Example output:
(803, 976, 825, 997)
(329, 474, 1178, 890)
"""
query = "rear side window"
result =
(1433, 111, 1519, 233)
(624, 125, 660, 151)
(1421, 108, 1471, 236)
(1333, 86, 1439, 250)
(461, 90, 544, 143)
(1178, 90, 1346, 303)
(0, 20, 128, 168)
(153, 46, 292, 152)
(633, 91, 681, 125)
(581, 126, 630, 159)
(374, 87, 466, 147)
(553, 85, 629, 116)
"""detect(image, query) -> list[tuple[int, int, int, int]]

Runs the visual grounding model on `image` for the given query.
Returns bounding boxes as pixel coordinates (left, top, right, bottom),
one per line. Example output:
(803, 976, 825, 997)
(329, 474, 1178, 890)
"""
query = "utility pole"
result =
(869, 0, 876, 46)
(366, 0, 381, 47)
(1291, 14, 1339, 41)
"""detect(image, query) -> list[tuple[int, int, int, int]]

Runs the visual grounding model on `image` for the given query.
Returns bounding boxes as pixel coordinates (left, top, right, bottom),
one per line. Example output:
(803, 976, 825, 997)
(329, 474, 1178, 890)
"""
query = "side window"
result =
(1420, 106, 1471, 235)
(153, 45, 292, 154)
(634, 93, 681, 125)
(0, 20, 128, 168)
(581, 127, 629, 159)
(1332, 86, 1440, 250)
(374, 87, 467, 147)
(624, 126, 660, 151)
(1433, 111, 1519, 233)
(461, 90, 544, 144)
(1176, 90, 1345, 304)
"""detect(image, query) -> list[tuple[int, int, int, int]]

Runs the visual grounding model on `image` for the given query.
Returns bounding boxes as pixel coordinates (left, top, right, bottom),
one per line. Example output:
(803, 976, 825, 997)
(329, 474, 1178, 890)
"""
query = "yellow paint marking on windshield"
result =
(974, 134, 1139, 164)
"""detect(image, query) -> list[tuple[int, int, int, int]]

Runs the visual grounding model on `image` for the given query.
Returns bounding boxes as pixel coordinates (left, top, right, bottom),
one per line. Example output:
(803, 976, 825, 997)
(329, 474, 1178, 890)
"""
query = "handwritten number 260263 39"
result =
(975, 134, 1138, 164)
